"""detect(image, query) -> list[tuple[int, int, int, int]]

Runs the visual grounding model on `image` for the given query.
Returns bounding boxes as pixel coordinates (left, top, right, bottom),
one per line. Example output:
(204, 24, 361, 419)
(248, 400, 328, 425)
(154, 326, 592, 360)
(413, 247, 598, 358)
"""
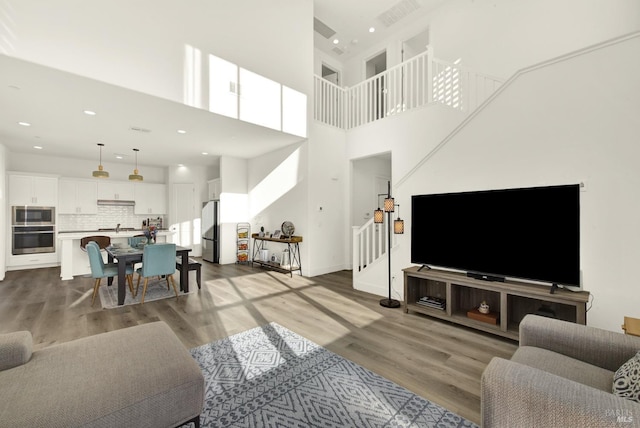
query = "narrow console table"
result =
(251, 234, 302, 277)
(403, 266, 590, 340)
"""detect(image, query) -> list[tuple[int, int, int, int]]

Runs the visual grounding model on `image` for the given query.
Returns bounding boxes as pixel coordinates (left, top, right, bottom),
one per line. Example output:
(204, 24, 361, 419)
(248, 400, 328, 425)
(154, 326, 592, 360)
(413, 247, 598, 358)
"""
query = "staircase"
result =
(351, 216, 400, 297)
(347, 31, 640, 299)
(320, 51, 503, 293)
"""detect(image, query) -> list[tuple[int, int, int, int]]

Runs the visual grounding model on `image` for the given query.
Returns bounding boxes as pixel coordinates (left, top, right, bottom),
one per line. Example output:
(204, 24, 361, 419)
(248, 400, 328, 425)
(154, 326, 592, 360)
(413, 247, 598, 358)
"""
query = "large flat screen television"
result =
(411, 184, 580, 287)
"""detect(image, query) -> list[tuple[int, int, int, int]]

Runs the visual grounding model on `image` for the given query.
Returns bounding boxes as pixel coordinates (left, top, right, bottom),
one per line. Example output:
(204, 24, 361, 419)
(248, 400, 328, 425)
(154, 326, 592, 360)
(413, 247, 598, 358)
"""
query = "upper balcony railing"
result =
(314, 49, 504, 130)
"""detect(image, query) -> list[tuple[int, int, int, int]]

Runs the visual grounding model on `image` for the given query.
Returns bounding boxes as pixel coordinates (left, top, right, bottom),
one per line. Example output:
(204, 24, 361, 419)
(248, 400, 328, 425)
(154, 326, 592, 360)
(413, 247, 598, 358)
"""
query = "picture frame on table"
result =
(272, 230, 281, 239)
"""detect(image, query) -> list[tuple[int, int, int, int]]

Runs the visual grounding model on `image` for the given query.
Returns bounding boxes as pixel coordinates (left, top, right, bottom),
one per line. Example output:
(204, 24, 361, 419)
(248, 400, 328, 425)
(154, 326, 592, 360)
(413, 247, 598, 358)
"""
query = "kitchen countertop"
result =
(58, 229, 169, 234)
(57, 230, 173, 240)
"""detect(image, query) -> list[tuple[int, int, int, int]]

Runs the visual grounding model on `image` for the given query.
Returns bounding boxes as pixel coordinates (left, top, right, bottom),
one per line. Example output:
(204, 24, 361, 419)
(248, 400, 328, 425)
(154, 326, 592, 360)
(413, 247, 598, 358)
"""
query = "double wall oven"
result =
(12, 206, 56, 255)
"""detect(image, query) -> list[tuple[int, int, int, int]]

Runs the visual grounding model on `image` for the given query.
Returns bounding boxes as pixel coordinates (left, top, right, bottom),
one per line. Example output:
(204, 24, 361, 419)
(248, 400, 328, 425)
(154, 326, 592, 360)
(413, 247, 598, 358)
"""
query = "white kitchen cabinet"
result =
(8, 174, 58, 206)
(59, 179, 98, 214)
(208, 178, 221, 200)
(134, 183, 167, 215)
(6, 252, 58, 269)
(97, 180, 134, 200)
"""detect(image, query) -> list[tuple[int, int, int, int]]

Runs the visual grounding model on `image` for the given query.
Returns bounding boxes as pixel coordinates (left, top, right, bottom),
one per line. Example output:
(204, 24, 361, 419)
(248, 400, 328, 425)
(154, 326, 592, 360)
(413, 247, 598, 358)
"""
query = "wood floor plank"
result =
(0, 262, 517, 424)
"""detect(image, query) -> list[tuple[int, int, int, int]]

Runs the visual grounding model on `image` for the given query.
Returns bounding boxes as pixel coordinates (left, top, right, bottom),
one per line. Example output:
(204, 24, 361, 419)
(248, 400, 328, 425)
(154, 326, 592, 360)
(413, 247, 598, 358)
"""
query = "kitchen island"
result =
(58, 230, 174, 280)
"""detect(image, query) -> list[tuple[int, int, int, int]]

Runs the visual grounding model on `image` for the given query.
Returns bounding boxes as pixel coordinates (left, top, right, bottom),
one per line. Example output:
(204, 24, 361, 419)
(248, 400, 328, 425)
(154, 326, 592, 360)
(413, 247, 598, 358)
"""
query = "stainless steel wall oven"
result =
(12, 206, 55, 226)
(12, 206, 55, 255)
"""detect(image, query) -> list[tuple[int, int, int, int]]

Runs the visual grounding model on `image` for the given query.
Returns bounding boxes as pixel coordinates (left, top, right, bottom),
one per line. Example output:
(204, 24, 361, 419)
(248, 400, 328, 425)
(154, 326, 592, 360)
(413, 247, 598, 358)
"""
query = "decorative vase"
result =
(479, 301, 490, 314)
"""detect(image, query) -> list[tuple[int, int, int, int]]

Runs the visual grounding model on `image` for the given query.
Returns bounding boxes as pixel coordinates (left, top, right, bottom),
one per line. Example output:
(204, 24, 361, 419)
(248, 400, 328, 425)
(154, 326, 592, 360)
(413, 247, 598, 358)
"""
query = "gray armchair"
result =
(481, 314, 640, 427)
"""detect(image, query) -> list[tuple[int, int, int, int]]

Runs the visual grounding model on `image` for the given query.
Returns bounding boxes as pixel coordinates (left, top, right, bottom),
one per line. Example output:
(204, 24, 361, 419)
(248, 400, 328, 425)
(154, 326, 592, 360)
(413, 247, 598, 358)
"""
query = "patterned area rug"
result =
(188, 323, 477, 428)
(98, 277, 195, 309)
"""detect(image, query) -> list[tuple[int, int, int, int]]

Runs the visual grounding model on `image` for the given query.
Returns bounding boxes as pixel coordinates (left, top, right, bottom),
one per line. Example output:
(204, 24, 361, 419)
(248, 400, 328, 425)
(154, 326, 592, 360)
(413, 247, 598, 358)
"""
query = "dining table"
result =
(105, 244, 193, 305)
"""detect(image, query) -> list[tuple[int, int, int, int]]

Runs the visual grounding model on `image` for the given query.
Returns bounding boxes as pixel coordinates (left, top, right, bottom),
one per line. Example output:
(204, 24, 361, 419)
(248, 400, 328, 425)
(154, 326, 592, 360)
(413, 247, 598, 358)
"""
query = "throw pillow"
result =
(613, 350, 640, 402)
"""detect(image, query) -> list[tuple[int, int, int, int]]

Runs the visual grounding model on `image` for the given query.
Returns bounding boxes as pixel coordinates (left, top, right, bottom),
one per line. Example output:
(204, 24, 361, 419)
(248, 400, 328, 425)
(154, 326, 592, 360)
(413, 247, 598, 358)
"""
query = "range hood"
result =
(97, 199, 135, 206)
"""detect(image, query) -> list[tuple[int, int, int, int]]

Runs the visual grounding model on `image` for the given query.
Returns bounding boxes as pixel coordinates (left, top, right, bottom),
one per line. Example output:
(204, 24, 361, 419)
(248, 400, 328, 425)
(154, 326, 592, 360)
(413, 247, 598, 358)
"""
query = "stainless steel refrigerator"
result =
(202, 200, 219, 263)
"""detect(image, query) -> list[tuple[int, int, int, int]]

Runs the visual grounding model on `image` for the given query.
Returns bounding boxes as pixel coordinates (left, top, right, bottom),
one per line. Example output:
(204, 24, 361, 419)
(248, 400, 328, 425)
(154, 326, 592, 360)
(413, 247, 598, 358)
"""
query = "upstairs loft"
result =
(313, 48, 504, 130)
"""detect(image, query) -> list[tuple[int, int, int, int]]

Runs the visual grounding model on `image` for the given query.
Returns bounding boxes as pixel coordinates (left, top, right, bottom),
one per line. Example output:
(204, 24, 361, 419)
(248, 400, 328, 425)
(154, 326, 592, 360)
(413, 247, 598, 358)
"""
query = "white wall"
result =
(246, 143, 309, 273)
(0, 144, 6, 280)
(3, 0, 314, 105)
(307, 123, 348, 276)
(339, 0, 640, 86)
(219, 156, 249, 264)
(351, 156, 391, 227)
(429, 0, 640, 78)
(390, 34, 640, 332)
(346, 103, 466, 181)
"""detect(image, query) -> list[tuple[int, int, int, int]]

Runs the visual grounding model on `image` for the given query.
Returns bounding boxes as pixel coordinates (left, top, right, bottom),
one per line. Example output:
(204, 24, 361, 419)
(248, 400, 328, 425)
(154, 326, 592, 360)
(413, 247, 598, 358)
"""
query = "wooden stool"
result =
(176, 257, 201, 289)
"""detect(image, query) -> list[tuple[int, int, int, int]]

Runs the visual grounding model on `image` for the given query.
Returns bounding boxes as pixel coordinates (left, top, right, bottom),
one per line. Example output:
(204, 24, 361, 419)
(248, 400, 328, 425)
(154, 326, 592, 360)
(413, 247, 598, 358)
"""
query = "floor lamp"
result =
(374, 181, 404, 308)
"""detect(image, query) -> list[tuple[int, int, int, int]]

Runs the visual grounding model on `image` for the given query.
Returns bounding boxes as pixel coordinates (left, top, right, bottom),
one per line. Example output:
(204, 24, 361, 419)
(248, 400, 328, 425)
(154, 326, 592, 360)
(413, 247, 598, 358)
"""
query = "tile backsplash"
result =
(58, 206, 162, 231)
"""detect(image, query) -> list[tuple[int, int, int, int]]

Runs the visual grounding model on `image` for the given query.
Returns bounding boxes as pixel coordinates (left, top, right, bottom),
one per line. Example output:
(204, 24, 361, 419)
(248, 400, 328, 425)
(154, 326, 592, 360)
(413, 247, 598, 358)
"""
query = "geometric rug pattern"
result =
(188, 323, 477, 427)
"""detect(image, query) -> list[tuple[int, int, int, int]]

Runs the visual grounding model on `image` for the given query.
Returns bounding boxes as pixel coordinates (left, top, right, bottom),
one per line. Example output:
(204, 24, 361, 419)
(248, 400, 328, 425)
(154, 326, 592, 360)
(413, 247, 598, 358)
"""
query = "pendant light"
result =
(128, 148, 143, 181)
(92, 143, 109, 178)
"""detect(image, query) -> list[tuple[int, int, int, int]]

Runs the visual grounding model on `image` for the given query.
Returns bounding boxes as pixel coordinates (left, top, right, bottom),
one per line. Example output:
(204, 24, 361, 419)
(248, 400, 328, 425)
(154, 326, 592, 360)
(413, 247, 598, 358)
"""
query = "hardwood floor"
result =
(0, 261, 517, 424)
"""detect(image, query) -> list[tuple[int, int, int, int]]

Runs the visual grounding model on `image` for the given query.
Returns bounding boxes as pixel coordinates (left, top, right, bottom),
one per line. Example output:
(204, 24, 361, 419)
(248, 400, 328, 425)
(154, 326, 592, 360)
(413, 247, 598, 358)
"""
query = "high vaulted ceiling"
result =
(314, 0, 445, 59)
(0, 0, 446, 169)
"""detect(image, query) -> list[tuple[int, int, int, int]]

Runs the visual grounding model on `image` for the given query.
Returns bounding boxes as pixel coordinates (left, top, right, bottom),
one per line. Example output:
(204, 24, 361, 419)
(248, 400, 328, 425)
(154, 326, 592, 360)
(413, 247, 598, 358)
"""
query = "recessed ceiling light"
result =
(369, 27, 375, 33)
(33, 146, 43, 150)
(83, 110, 96, 116)
(115, 154, 124, 159)
(333, 39, 339, 44)
(177, 129, 186, 134)
(18, 121, 31, 127)
(202, 152, 208, 155)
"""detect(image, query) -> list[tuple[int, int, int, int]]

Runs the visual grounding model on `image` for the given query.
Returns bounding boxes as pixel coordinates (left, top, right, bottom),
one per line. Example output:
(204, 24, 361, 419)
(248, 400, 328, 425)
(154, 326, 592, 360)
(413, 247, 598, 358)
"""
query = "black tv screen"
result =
(411, 184, 580, 286)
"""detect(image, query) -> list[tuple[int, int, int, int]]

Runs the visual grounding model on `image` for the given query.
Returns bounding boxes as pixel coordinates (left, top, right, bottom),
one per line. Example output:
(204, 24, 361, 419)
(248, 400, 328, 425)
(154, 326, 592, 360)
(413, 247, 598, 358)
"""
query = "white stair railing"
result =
(353, 215, 402, 277)
(314, 49, 504, 130)
(313, 76, 345, 128)
(352, 217, 386, 273)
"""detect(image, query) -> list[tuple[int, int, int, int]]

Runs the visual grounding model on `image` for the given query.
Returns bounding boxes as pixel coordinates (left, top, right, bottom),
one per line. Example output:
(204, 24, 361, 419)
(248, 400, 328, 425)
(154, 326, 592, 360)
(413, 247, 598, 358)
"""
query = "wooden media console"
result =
(403, 266, 590, 340)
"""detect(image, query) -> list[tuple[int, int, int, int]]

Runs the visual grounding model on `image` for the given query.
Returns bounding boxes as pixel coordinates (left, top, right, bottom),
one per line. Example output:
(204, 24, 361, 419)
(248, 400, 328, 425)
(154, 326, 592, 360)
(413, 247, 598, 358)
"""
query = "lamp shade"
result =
(394, 218, 404, 234)
(374, 208, 384, 224)
(128, 170, 143, 181)
(384, 197, 395, 212)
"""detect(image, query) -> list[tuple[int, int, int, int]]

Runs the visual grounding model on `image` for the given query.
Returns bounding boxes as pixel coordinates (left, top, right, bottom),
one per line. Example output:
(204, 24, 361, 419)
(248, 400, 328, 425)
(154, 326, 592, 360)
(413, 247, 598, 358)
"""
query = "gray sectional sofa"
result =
(0, 321, 204, 427)
(482, 314, 640, 427)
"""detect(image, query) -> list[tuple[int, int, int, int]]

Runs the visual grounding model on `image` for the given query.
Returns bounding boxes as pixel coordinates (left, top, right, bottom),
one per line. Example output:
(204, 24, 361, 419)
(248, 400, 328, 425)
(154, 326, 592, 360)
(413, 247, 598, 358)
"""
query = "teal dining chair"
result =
(128, 235, 147, 248)
(127, 235, 147, 271)
(86, 241, 134, 305)
(135, 243, 179, 304)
